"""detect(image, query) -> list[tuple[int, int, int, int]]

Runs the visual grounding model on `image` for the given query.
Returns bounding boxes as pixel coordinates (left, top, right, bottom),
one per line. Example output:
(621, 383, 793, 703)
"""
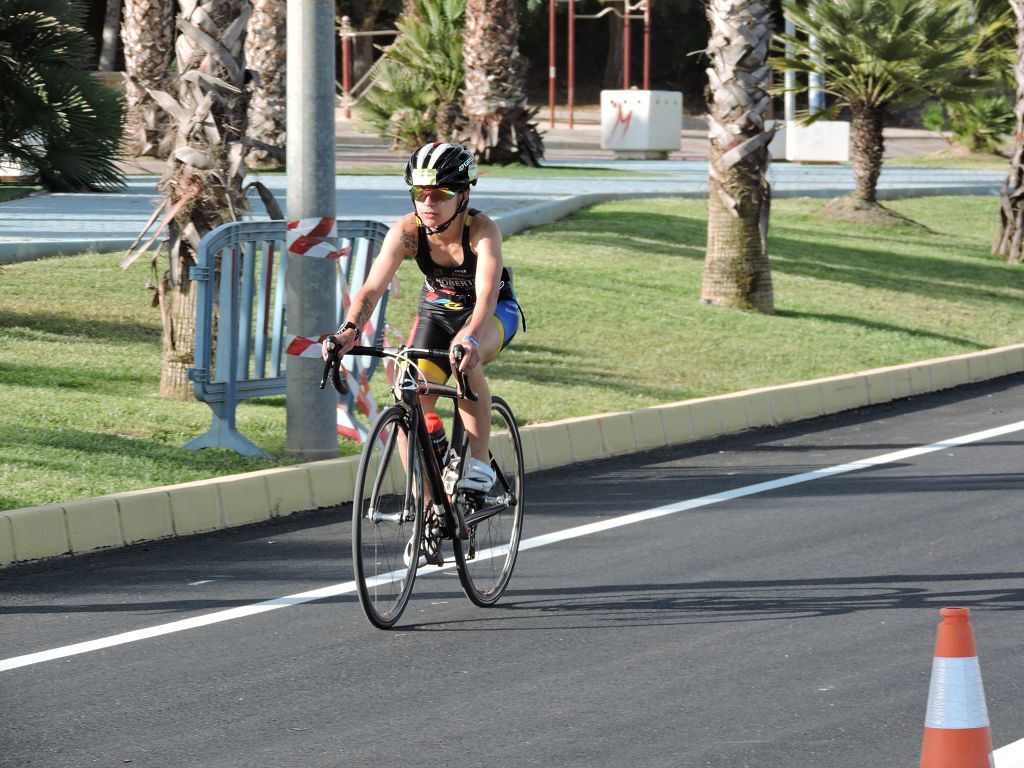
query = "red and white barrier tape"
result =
(283, 217, 385, 443)
(284, 334, 328, 359)
(287, 217, 350, 261)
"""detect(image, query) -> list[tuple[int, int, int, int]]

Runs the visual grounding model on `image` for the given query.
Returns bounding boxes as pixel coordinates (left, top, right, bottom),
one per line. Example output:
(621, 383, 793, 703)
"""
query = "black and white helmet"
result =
(404, 142, 478, 189)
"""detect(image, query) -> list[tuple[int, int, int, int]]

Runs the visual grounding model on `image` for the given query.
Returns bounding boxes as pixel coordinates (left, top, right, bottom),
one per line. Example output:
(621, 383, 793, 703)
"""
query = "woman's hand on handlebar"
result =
(450, 335, 480, 373)
(322, 327, 358, 361)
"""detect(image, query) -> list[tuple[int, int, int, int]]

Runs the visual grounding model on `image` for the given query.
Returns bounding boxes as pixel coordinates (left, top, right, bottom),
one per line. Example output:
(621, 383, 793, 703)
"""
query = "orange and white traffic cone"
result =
(920, 607, 994, 768)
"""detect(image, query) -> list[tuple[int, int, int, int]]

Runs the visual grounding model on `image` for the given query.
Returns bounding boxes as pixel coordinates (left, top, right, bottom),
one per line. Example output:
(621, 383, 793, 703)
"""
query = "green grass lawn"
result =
(0, 185, 41, 203)
(886, 152, 1009, 171)
(1, 195, 1020, 511)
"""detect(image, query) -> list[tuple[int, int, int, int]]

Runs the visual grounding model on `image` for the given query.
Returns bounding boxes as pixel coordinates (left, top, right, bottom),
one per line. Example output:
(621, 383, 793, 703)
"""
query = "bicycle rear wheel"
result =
(352, 405, 423, 629)
(453, 396, 525, 606)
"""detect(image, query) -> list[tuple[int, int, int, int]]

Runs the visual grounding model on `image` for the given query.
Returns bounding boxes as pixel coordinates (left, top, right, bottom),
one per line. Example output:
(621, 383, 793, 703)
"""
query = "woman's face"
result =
(411, 186, 462, 227)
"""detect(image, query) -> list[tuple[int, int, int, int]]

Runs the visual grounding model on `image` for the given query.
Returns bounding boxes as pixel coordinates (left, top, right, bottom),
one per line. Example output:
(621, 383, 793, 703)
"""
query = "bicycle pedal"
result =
(423, 550, 444, 567)
(458, 489, 485, 510)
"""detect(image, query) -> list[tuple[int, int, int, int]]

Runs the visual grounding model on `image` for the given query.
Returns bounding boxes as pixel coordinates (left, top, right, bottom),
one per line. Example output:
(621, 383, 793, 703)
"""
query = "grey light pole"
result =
(809, 33, 825, 114)
(784, 17, 796, 122)
(285, 0, 338, 460)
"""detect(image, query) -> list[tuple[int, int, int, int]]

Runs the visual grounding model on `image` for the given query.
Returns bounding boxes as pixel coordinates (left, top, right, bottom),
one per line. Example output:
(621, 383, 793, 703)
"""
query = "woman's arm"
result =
(452, 214, 503, 369)
(322, 215, 417, 357)
(466, 214, 503, 334)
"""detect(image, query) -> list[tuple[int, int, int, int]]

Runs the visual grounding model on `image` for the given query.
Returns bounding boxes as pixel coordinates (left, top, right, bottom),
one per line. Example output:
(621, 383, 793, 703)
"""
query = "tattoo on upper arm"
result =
(401, 231, 417, 258)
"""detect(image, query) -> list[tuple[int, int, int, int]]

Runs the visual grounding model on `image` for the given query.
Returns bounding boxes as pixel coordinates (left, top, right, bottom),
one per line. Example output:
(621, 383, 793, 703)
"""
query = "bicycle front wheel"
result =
(454, 396, 525, 606)
(352, 405, 423, 629)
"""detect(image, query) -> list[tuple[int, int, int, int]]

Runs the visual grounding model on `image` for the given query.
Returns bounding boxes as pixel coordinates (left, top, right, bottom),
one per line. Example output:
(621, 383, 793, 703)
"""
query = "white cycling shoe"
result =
(458, 457, 496, 493)
(404, 534, 426, 569)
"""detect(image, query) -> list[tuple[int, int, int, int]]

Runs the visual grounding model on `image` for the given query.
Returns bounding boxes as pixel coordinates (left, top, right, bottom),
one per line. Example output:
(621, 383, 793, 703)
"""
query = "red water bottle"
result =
(424, 412, 449, 467)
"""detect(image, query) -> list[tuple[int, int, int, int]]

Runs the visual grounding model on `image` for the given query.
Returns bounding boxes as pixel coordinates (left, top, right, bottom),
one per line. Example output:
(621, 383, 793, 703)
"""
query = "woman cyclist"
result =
(322, 142, 522, 492)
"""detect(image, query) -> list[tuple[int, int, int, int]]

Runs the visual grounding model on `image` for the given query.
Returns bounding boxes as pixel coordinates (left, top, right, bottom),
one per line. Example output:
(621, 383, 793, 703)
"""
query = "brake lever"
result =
(451, 346, 478, 402)
(319, 338, 349, 395)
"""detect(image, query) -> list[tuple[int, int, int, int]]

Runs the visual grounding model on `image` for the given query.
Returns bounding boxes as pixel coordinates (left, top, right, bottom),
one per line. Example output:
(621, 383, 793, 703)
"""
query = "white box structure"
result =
(0, 134, 41, 182)
(600, 90, 683, 159)
(0, 159, 36, 182)
(783, 120, 850, 163)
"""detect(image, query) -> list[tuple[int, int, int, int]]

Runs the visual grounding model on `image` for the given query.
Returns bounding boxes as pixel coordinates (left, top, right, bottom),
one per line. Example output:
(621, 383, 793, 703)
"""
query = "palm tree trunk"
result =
(121, 0, 174, 157)
(463, 0, 544, 166)
(603, 12, 624, 89)
(701, 0, 774, 314)
(353, 16, 378, 84)
(850, 102, 885, 204)
(245, 0, 286, 170)
(98, 0, 122, 71)
(158, 273, 198, 399)
(155, 0, 251, 399)
(996, 0, 1024, 263)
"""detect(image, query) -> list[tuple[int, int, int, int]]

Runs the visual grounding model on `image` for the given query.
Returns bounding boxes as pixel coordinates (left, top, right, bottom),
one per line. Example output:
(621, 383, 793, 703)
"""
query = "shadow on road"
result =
(404, 571, 1024, 631)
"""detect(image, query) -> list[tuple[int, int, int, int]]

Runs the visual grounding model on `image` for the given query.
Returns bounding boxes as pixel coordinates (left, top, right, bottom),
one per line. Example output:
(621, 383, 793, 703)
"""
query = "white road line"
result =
(3, 418, 1024, 674)
(996, 737, 1024, 768)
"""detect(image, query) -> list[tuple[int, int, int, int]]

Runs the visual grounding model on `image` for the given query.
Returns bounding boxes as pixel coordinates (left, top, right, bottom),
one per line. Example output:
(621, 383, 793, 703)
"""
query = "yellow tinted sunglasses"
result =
(410, 186, 459, 203)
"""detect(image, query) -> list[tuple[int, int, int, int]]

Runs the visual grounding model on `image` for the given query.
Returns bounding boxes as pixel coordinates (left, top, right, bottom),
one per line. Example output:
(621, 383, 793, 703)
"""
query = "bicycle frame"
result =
(399, 368, 471, 541)
(325, 341, 525, 625)
(416, 391, 520, 535)
(337, 344, 505, 543)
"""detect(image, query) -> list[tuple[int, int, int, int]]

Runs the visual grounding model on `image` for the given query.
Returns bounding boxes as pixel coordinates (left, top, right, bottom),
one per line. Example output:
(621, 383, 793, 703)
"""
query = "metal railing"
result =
(184, 218, 390, 458)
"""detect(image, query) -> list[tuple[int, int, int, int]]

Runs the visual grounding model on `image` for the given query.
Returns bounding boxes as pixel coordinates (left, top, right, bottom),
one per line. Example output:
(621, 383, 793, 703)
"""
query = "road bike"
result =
(321, 342, 525, 629)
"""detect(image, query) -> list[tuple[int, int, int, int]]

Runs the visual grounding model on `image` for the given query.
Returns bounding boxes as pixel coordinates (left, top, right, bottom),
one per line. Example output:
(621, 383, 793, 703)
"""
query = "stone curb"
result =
(2, 344, 1022, 568)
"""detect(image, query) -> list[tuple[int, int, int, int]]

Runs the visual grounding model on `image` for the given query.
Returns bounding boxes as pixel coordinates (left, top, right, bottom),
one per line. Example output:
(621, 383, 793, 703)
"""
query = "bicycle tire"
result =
(352, 405, 423, 629)
(453, 396, 525, 606)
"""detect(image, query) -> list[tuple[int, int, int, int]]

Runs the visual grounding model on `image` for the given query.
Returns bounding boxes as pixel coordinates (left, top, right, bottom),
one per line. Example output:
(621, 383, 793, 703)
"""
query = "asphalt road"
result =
(3, 376, 1024, 768)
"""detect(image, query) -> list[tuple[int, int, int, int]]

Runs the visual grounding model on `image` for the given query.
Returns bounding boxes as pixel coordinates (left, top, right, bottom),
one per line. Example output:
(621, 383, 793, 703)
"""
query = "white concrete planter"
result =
(781, 119, 850, 163)
(600, 89, 683, 160)
(0, 133, 42, 182)
(0, 157, 37, 183)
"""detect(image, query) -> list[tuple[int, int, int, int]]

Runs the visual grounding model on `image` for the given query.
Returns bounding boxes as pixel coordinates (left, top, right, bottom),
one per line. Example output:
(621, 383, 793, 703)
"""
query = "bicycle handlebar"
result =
(319, 341, 479, 401)
(319, 338, 348, 394)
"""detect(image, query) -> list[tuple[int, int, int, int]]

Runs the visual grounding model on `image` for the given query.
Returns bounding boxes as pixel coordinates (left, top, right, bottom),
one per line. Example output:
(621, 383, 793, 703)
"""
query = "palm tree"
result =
(701, 0, 774, 314)
(124, 0, 251, 399)
(996, 1, 1024, 263)
(121, 0, 175, 158)
(0, 0, 125, 191)
(463, 0, 543, 166)
(923, 0, 1014, 154)
(245, 0, 286, 169)
(774, 0, 977, 207)
(358, 0, 466, 150)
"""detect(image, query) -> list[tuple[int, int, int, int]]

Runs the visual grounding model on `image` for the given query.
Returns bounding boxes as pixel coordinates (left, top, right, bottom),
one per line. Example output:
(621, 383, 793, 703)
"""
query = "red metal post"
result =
(643, 0, 650, 90)
(340, 16, 352, 119)
(623, 0, 631, 89)
(568, 0, 575, 128)
(549, 0, 556, 128)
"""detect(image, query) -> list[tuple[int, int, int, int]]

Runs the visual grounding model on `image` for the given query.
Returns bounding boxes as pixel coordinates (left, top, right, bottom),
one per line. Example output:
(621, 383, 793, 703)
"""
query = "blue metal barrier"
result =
(184, 219, 391, 457)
